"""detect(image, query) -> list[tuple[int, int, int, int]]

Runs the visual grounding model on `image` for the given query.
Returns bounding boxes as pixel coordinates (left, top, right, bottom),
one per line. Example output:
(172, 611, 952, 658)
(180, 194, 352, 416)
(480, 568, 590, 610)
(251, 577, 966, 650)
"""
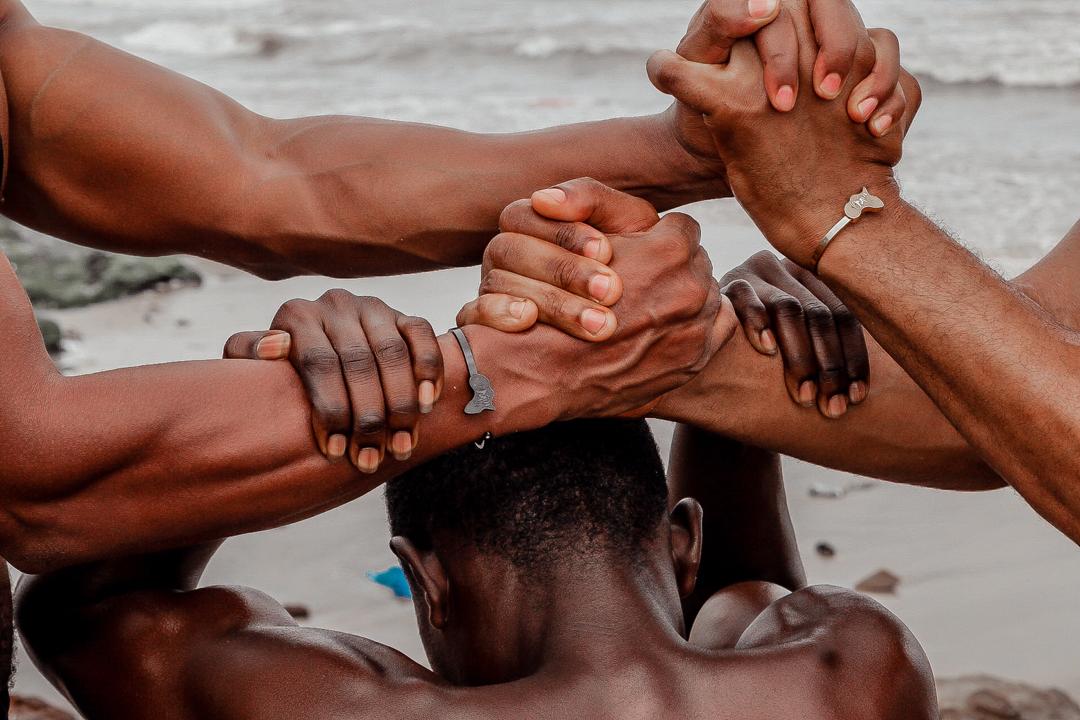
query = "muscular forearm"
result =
(818, 199, 1080, 543)
(0, 326, 555, 573)
(0, 4, 721, 278)
(656, 327, 1002, 490)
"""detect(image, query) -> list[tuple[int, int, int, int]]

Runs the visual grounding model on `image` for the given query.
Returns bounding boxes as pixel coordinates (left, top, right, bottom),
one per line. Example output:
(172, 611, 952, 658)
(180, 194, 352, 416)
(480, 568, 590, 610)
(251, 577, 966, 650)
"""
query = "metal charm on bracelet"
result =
(810, 187, 885, 272)
(450, 327, 496, 416)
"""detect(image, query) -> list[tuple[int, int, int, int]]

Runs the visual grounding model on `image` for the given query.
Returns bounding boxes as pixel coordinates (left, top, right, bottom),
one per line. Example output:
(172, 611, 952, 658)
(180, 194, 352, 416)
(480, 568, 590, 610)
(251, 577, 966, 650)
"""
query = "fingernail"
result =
(848, 381, 868, 404)
(580, 308, 610, 336)
(583, 238, 603, 260)
(748, 0, 777, 19)
(391, 431, 413, 461)
(357, 447, 380, 474)
(820, 73, 843, 99)
(760, 329, 777, 355)
(872, 114, 894, 136)
(827, 394, 849, 418)
(509, 300, 528, 319)
(419, 381, 436, 413)
(857, 97, 879, 121)
(798, 381, 816, 406)
(775, 85, 796, 112)
(327, 434, 348, 459)
(588, 274, 613, 302)
(255, 332, 290, 360)
(533, 188, 566, 205)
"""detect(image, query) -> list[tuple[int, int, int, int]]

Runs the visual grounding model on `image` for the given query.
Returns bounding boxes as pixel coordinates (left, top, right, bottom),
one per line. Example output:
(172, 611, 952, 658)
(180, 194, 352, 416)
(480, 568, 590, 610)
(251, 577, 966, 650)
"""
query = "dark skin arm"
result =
(15, 542, 445, 720)
(0, 207, 729, 573)
(467, 180, 1003, 490)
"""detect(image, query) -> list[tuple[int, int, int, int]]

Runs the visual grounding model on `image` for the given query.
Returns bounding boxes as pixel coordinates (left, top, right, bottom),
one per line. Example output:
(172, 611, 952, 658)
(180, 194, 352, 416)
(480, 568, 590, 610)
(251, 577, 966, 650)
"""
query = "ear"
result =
(390, 536, 450, 629)
(669, 498, 704, 600)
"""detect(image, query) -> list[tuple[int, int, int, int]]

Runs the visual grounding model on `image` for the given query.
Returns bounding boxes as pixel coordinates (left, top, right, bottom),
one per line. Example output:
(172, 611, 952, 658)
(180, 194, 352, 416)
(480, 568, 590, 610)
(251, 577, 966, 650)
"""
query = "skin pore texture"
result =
(0, 0, 724, 280)
(647, 0, 1080, 544)
(15, 423, 937, 720)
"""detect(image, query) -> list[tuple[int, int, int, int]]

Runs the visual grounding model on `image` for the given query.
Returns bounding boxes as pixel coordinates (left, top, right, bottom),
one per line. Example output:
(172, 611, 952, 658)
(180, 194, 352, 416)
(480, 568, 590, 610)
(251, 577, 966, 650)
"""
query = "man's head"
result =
(386, 419, 703, 684)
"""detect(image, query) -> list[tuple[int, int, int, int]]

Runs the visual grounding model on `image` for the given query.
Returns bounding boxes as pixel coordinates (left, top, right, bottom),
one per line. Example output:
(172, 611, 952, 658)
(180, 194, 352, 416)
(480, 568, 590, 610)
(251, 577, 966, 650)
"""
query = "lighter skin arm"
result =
(817, 204, 1080, 542)
(0, 0, 725, 279)
(649, 9, 1080, 542)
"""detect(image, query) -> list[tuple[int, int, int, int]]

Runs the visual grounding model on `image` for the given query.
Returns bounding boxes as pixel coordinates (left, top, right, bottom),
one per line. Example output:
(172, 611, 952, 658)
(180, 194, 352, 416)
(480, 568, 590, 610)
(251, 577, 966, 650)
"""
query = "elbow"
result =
(0, 500, 80, 574)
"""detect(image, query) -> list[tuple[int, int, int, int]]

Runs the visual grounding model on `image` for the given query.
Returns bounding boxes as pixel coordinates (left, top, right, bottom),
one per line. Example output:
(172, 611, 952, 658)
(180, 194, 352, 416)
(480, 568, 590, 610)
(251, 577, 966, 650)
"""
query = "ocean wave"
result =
(114, 9, 1080, 91)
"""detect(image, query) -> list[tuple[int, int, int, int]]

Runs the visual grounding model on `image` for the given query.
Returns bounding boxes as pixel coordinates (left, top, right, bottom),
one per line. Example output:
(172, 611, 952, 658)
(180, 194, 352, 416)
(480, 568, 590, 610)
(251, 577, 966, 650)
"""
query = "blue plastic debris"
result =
(367, 566, 412, 599)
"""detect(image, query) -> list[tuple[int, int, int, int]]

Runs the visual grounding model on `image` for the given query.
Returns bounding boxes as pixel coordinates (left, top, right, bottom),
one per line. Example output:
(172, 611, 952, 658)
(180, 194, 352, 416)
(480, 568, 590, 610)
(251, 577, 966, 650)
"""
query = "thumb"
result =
(677, 0, 781, 65)
(531, 178, 660, 234)
(223, 329, 291, 360)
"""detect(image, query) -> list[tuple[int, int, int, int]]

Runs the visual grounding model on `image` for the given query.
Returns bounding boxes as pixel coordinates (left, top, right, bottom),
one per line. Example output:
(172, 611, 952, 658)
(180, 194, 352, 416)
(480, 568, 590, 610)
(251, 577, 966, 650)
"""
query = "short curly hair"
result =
(385, 419, 668, 571)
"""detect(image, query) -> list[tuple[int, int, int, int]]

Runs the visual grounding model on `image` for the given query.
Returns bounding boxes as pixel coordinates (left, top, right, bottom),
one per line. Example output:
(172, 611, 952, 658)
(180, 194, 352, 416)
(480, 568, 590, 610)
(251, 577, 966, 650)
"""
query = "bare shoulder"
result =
(81, 584, 447, 720)
(737, 585, 938, 720)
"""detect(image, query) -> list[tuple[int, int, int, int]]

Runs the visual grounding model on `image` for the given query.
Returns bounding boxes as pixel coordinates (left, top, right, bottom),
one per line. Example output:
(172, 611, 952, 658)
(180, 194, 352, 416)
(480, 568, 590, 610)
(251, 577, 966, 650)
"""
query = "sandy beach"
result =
(12, 230, 1080, 713)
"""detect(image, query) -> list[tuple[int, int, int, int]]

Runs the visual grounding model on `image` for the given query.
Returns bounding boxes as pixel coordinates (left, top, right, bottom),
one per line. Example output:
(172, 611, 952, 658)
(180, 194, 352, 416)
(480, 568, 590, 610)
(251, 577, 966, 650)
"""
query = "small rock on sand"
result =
(854, 569, 900, 594)
(9, 695, 76, 720)
(285, 603, 311, 620)
(937, 675, 1080, 719)
(815, 542, 836, 558)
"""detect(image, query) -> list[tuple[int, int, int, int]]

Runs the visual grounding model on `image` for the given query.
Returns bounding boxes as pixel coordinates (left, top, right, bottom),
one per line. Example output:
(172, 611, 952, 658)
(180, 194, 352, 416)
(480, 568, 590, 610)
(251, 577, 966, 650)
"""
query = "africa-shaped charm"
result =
(464, 373, 496, 415)
(844, 187, 885, 220)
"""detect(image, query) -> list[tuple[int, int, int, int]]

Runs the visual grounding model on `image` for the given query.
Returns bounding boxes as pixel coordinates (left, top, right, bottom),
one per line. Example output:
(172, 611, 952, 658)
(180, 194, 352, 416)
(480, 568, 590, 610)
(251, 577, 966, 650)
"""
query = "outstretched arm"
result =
(0, 0, 905, 279)
(0, 199, 728, 573)
(648, 9, 1080, 542)
(469, 179, 1004, 490)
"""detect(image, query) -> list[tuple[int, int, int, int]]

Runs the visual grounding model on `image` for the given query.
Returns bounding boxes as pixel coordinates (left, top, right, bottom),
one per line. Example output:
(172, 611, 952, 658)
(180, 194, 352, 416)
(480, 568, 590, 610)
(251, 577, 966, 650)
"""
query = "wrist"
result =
(748, 169, 900, 269)
(638, 111, 732, 207)
(816, 189, 911, 284)
(447, 326, 564, 437)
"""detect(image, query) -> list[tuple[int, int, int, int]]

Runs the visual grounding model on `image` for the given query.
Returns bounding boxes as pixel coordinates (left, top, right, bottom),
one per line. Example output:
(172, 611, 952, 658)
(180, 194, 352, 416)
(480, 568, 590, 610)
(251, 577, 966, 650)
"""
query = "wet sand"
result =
(11, 248, 1080, 713)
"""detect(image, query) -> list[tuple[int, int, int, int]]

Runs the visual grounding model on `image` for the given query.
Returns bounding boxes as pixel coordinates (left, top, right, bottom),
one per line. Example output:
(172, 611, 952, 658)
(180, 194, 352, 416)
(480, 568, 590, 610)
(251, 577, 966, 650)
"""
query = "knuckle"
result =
(722, 278, 754, 298)
(317, 405, 351, 430)
(274, 298, 309, 322)
(804, 303, 833, 327)
(340, 346, 377, 377)
(548, 254, 583, 290)
(826, 37, 859, 66)
(818, 368, 847, 386)
(833, 305, 858, 327)
(415, 350, 442, 371)
(373, 337, 410, 365)
(541, 288, 571, 321)
(388, 399, 419, 419)
(748, 250, 781, 273)
(319, 288, 354, 306)
(355, 412, 386, 436)
(486, 233, 522, 270)
(498, 199, 532, 232)
(870, 27, 899, 47)
(478, 268, 509, 296)
(298, 347, 339, 375)
(772, 295, 803, 319)
(553, 223, 582, 251)
(399, 315, 433, 335)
